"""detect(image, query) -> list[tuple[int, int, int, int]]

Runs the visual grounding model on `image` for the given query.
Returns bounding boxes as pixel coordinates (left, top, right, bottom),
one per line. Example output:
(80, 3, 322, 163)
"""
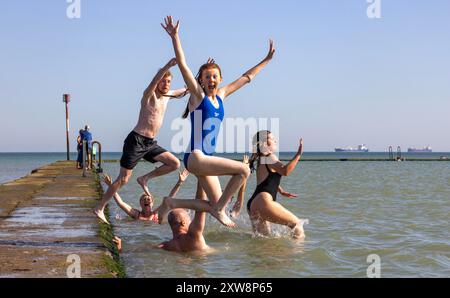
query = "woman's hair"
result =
(182, 62, 222, 118)
(249, 130, 272, 173)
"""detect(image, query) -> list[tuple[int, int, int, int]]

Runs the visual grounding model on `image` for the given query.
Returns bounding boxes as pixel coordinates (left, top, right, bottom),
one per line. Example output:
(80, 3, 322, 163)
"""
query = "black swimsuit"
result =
(247, 163, 282, 213)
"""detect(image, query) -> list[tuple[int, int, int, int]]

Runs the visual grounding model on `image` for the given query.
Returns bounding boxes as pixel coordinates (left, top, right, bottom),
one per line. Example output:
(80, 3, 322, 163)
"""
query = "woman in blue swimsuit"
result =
(158, 16, 275, 227)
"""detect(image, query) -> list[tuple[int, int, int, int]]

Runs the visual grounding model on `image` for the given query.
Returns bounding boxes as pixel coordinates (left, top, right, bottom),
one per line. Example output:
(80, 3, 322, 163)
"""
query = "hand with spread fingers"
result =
(161, 15, 180, 38)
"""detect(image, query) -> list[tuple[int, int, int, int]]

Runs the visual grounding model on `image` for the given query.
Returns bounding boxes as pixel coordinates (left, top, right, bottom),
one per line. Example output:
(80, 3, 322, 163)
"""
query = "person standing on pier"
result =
(80, 125, 93, 169)
(76, 129, 83, 169)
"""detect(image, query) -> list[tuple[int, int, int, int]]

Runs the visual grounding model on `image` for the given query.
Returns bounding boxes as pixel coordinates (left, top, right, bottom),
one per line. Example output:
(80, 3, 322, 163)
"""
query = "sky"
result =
(0, 0, 449, 152)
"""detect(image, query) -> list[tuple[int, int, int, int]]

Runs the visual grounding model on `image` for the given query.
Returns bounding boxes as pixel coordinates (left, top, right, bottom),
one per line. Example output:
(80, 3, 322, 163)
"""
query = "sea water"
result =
(1, 152, 449, 277)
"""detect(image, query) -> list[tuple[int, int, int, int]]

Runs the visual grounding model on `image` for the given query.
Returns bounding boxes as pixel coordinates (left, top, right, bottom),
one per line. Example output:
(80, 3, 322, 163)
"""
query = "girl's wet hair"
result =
(182, 62, 222, 118)
(249, 130, 271, 173)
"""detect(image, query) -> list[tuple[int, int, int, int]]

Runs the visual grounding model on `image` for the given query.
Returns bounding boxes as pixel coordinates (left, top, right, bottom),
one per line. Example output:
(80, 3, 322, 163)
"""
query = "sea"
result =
(0, 152, 449, 277)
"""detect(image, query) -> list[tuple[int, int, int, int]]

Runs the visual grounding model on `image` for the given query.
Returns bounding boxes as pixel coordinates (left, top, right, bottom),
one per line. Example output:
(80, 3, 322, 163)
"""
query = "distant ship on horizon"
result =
(407, 146, 432, 153)
(335, 144, 369, 152)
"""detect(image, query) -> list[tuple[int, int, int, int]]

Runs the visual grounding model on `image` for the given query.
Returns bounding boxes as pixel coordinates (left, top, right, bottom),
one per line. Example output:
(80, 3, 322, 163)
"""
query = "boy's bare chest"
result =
(143, 97, 168, 114)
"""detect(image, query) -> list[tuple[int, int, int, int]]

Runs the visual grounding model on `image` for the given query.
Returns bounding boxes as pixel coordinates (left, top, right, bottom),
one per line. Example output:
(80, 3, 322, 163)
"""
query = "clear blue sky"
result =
(1, 0, 449, 152)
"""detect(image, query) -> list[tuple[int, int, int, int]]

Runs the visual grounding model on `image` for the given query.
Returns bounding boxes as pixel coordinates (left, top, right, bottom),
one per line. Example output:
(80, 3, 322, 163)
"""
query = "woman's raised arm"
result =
(219, 39, 275, 99)
(162, 16, 203, 108)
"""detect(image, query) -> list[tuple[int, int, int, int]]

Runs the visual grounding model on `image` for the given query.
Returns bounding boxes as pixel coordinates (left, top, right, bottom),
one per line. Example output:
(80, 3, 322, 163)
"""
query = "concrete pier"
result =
(0, 161, 124, 278)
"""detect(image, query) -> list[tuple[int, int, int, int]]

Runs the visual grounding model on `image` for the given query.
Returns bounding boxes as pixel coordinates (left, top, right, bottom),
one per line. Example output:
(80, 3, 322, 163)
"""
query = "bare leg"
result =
(187, 152, 250, 224)
(87, 153, 92, 170)
(93, 167, 132, 224)
(230, 180, 246, 219)
(157, 196, 214, 223)
(137, 152, 180, 196)
(249, 193, 307, 239)
(250, 216, 271, 237)
(197, 175, 235, 227)
(157, 176, 235, 227)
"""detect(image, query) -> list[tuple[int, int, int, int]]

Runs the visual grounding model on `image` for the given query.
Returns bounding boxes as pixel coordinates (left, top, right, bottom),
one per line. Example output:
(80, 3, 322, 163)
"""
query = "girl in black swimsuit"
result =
(246, 130, 308, 239)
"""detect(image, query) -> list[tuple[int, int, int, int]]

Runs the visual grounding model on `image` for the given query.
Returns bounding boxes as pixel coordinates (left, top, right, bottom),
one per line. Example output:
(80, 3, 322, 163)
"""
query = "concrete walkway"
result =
(0, 161, 124, 278)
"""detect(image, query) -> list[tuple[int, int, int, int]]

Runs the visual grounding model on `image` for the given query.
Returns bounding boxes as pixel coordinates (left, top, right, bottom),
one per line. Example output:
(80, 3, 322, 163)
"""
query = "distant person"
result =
(76, 129, 83, 169)
(80, 125, 93, 170)
(246, 130, 308, 239)
(93, 58, 189, 225)
(101, 169, 189, 222)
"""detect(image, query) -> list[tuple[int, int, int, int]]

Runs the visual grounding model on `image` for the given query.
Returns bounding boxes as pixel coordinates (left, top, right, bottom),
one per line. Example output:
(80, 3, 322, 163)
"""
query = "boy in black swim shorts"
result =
(94, 58, 189, 224)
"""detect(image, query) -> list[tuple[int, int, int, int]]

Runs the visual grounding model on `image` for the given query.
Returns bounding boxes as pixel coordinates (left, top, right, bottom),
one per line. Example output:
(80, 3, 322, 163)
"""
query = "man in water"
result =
(94, 58, 188, 224)
(158, 187, 209, 252)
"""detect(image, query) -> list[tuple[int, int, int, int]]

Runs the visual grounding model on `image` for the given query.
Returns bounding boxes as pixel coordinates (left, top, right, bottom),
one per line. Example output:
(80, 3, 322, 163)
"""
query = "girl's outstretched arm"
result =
(278, 185, 298, 198)
(267, 138, 304, 176)
(167, 169, 189, 197)
(161, 16, 203, 109)
(102, 174, 139, 219)
(113, 193, 140, 220)
(219, 39, 275, 99)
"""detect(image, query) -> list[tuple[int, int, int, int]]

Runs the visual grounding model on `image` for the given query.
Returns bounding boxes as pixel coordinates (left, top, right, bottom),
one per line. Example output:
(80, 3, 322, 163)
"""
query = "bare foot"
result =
(157, 197, 173, 224)
(292, 228, 305, 239)
(292, 219, 308, 239)
(93, 208, 110, 225)
(211, 208, 236, 228)
(137, 176, 151, 197)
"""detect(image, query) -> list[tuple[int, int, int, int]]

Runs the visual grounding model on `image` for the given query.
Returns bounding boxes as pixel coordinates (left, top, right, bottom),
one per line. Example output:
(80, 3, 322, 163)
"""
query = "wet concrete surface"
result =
(0, 161, 123, 278)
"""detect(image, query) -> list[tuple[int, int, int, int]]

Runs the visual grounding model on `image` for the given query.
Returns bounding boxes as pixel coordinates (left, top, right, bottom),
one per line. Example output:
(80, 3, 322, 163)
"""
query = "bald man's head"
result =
(168, 209, 190, 230)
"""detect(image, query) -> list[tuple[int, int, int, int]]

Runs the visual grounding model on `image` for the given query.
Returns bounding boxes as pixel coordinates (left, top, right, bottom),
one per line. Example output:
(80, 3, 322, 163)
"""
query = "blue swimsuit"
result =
(183, 95, 224, 170)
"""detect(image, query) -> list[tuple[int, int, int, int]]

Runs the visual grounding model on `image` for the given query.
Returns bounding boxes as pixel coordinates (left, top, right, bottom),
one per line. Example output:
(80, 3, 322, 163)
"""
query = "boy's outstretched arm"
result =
(170, 87, 189, 99)
(142, 58, 177, 99)
(219, 39, 275, 99)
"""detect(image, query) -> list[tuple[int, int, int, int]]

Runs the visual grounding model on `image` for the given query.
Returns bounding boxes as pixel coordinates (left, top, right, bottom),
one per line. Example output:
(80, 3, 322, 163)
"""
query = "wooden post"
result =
(63, 94, 71, 161)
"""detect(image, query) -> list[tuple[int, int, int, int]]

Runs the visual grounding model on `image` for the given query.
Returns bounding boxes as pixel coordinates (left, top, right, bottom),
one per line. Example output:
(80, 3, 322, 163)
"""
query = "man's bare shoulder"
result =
(141, 91, 156, 104)
(181, 233, 207, 251)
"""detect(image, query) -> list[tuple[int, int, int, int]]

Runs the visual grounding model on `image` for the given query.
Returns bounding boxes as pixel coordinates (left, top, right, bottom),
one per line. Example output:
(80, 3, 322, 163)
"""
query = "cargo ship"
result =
(407, 146, 432, 153)
(334, 144, 369, 152)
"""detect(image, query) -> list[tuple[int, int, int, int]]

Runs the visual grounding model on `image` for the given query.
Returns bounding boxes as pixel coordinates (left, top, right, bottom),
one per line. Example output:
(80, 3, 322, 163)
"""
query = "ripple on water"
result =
(100, 161, 450, 277)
